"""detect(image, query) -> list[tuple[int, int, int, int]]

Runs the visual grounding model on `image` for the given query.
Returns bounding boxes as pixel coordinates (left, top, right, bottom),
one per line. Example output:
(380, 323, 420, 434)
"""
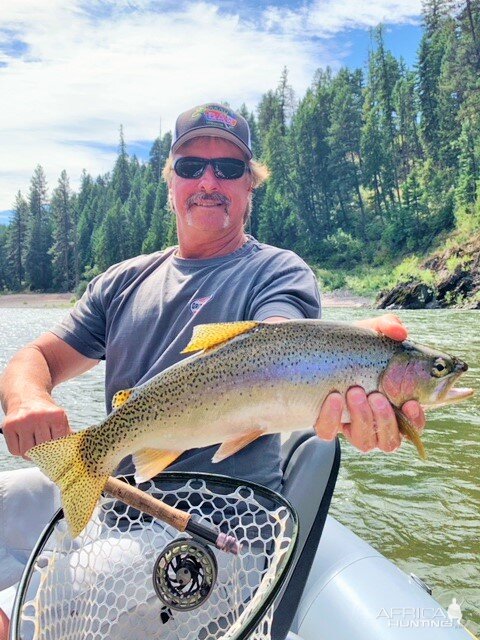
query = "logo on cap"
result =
(193, 105, 237, 130)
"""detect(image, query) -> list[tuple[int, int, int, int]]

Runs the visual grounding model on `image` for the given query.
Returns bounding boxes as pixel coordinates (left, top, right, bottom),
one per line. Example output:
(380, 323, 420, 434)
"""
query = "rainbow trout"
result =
(29, 321, 473, 536)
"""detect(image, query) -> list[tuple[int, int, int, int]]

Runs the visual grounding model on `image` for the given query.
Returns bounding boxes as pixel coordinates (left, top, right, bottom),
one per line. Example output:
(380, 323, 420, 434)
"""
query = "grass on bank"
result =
(313, 225, 480, 300)
(312, 210, 480, 306)
(313, 257, 436, 298)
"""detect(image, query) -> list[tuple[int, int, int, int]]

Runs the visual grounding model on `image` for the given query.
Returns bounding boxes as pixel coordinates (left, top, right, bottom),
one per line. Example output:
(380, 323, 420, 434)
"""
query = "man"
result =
(0, 103, 425, 638)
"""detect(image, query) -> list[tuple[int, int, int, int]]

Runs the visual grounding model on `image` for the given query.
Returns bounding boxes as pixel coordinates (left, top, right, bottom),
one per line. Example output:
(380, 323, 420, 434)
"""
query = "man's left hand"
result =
(314, 314, 426, 453)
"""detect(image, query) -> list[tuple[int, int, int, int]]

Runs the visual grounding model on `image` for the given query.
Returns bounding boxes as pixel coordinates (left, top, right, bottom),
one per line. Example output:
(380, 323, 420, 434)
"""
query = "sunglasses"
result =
(174, 157, 249, 180)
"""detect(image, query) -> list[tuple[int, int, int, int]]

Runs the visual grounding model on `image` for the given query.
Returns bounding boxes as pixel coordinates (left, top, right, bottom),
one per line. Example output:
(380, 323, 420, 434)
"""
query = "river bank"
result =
(0, 291, 372, 309)
(0, 293, 74, 308)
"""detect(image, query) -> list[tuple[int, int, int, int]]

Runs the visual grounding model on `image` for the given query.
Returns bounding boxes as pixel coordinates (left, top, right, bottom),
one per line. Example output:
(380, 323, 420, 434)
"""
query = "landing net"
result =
(13, 473, 298, 640)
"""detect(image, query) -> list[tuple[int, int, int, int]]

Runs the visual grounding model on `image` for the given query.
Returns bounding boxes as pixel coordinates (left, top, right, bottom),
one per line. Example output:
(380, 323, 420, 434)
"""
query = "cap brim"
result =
(171, 127, 252, 159)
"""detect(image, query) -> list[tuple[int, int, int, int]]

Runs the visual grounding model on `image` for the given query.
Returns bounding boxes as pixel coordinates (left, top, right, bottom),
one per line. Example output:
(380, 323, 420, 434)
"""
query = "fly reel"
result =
(12, 473, 299, 640)
(152, 537, 218, 611)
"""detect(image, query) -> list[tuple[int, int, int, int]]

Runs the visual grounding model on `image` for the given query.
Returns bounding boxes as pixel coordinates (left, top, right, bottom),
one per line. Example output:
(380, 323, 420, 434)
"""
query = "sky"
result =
(0, 0, 424, 220)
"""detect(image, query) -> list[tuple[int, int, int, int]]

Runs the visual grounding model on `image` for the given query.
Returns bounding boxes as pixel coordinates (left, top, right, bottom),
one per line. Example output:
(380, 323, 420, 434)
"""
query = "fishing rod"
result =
(9, 471, 299, 640)
(0, 427, 240, 554)
(104, 475, 240, 554)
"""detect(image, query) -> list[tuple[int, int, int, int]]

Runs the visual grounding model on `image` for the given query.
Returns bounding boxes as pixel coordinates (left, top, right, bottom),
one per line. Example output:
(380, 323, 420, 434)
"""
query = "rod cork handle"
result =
(105, 477, 191, 531)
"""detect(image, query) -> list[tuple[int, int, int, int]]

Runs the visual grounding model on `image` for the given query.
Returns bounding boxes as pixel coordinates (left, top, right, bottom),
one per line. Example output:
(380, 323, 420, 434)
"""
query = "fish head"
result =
(379, 341, 474, 408)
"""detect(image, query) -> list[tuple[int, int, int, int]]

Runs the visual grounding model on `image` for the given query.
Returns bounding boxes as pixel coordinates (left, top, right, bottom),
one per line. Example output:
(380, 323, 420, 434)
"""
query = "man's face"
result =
(170, 137, 252, 236)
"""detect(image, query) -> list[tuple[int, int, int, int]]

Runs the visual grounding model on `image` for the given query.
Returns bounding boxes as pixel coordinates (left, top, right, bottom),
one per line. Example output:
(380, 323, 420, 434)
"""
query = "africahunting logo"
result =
(193, 106, 237, 129)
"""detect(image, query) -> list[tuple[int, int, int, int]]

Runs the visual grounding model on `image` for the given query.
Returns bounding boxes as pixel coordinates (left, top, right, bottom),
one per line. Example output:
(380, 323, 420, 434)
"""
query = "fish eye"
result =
(431, 358, 450, 378)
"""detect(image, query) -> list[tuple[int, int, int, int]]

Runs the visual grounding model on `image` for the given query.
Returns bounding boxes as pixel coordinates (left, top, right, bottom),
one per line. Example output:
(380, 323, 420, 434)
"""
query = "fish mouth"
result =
(432, 366, 474, 407)
(440, 386, 474, 404)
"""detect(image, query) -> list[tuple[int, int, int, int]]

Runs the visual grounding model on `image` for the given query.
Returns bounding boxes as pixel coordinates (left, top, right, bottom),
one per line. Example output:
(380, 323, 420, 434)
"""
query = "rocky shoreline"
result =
(376, 235, 480, 310)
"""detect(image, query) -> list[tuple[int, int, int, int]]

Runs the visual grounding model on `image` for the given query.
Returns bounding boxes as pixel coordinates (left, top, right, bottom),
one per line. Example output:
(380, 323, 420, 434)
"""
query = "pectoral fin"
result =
(393, 406, 427, 460)
(212, 429, 266, 463)
(182, 321, 259, 354)
(112, 388, 134, 409)
(133, 449, 183, 483)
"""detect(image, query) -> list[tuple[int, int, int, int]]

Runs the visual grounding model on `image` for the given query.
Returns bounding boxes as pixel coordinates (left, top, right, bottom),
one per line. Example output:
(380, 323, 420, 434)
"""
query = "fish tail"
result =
(393, 406, 427, 460)
(28, 432, 109, 538)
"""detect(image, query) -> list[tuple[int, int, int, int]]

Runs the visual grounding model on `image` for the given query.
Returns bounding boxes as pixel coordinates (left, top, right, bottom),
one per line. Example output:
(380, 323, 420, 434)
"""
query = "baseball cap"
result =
(171, 103, 252, 159)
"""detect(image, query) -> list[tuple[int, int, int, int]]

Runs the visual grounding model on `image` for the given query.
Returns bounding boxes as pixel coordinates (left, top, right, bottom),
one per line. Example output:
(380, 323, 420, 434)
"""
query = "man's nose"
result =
(197, 163, 220, 191)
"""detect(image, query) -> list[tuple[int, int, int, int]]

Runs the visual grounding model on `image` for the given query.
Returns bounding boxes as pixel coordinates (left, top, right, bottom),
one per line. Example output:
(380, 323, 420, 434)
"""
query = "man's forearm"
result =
(0, 344, 53, 414)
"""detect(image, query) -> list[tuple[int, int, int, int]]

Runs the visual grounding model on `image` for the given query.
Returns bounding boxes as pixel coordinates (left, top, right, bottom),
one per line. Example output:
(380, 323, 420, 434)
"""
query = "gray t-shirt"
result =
(51, 236, 321, 490)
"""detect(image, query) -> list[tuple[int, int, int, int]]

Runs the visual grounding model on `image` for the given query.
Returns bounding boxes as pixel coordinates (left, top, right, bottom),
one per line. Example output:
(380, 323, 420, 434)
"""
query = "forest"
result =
(0, 0, 478, 296)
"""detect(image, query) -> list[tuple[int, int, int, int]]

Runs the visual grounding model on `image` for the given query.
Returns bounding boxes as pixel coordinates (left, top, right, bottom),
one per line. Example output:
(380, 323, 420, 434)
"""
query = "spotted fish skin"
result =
(75, 321, 398, 474)
(28, 320, 472, 537)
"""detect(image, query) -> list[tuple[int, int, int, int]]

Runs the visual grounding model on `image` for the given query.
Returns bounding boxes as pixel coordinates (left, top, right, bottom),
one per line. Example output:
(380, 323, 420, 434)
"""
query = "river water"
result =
(0, 307, 478, 628)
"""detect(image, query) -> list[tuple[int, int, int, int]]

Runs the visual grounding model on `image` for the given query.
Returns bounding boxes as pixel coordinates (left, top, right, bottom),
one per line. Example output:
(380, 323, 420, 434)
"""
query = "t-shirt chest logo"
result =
(190, 295, 213, 315)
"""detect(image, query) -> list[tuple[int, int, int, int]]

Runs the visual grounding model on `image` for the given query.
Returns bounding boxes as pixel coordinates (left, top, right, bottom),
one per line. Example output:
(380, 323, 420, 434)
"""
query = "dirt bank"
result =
(321, 291, 371, 308)
(0, 291, 371, 309)
(0, 293, 74, 308)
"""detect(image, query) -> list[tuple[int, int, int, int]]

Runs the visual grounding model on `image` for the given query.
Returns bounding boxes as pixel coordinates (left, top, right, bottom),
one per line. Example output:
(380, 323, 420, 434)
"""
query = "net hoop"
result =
(10, 472, 299, 640)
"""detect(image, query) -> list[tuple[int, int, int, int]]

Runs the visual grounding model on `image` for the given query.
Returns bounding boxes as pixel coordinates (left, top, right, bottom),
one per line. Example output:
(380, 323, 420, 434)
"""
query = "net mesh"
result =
(17, 476, 296, 640)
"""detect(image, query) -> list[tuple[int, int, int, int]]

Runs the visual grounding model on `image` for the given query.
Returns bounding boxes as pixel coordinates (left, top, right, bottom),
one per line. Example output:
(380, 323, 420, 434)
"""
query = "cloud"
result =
(0, 0, 423, 210)
(263, 0, 423, 36)
(0, 1, 327, 208)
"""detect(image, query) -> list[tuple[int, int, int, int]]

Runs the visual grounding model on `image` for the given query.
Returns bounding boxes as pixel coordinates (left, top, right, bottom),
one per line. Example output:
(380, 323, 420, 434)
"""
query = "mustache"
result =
(186, 192, 231, 208)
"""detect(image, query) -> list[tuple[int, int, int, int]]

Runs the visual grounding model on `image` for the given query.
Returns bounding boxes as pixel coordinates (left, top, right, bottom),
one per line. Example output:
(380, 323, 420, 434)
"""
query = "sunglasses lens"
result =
(174, 157, 247, 180)
(213, 159, 246, 179)
(174, 158, 206, 179)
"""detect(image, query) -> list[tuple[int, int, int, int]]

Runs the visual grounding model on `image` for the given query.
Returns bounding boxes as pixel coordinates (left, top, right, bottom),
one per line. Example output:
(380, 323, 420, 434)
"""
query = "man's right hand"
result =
(2, 399, 71, 459)
(0, 333, 98, 460)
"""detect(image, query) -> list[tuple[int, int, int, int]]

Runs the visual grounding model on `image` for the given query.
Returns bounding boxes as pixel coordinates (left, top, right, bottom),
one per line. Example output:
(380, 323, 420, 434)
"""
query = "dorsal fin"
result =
(181, 321, 259, 354)
(112, 388, 134, 409)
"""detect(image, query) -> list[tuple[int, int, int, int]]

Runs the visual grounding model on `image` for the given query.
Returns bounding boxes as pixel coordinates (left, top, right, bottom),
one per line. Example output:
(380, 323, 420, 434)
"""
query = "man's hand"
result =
(315, 314, 426, 453)
(2, 398, 71, 460)
(0, 333, 98, 460)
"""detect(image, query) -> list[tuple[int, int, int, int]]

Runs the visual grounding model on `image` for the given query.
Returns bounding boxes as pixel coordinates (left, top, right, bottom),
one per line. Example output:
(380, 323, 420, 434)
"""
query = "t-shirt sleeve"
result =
(248, 266, 321, 321)
(49, 272, 108, 360)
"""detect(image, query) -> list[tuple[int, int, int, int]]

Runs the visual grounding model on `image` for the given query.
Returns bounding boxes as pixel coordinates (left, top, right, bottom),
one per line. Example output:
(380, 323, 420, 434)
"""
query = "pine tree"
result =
(455, 118, 478, 223)
(328, 68, 367, 238)
(25, 165, 53, 290)
(290, 70, 336, 258)
(112, 125, 131, 204)
(50, 170, 74, 291)
(361, 87, 388, 219)
(257, 125, 297, 249)
(392, 67, 423, 182)
(138, 172, 157, 233)
(142, 180, 171, 253)
(93, 198, 132, 270)
(238, 104, 261, 158)
(418, 3, 459, 168)
(257, 73, 298, 250)
(257, 91, 284, 139)
(367, 29, 402, 204)
(70, 193, 80, 290)
(6, 191, 28, 289)
(0, 226, 9, 291)
(149, 132, 172, 182)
